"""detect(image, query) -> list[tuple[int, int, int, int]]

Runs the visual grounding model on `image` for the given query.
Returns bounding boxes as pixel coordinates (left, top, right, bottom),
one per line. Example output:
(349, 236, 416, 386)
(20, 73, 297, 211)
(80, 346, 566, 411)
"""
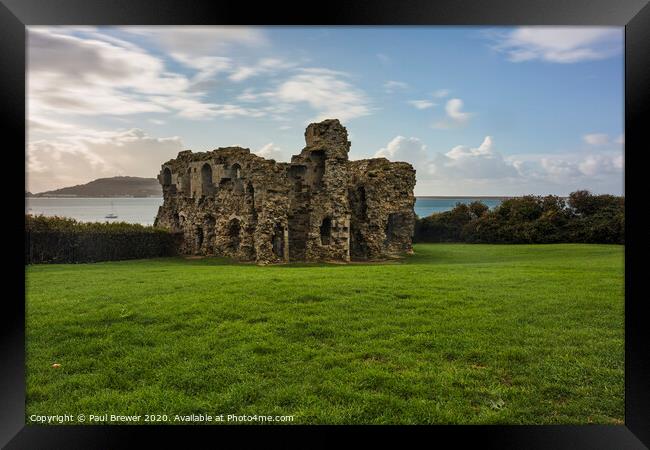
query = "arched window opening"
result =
(232, 163, 241, 179)
(201, 163, 213, 194)
(320, 217, 332, 245)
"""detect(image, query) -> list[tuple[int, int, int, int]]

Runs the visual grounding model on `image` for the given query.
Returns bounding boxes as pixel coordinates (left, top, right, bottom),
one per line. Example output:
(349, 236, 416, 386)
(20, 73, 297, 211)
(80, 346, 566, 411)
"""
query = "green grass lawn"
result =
(25, 244, 624, 425)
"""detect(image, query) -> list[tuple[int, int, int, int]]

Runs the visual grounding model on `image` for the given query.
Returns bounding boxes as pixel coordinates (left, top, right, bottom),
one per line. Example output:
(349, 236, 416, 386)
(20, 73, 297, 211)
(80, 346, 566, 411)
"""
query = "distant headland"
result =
(27, 176, 162, 198)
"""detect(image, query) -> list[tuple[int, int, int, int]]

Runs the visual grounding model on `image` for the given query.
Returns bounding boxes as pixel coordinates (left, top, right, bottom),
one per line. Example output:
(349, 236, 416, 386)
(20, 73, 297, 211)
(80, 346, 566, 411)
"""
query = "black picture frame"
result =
(3, 0, 648, 447)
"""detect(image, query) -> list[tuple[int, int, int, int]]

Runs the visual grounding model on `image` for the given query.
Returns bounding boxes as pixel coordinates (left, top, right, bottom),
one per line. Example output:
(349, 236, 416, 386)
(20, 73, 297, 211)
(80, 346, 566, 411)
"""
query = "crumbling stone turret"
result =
(154, 119, 416, 264)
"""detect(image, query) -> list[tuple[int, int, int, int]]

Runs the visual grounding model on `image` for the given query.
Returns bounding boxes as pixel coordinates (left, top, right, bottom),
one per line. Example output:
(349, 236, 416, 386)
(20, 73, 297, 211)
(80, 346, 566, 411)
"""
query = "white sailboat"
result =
(105, 201, 118, 219)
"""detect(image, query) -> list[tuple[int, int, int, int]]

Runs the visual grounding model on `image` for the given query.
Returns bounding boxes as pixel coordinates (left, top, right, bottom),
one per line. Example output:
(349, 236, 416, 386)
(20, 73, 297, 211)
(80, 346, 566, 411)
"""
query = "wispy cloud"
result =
(122, 26, 269, 56)
(261, 68, 372, 122)
(27, 28, 232, 121)
(583, 133, 610, 146)
(384, 80, 409, 93)
(408, 100, 436, 110)
(433, 89, 450, 98)
(228, 58, 298, 82)
(485, 27, 622, 63)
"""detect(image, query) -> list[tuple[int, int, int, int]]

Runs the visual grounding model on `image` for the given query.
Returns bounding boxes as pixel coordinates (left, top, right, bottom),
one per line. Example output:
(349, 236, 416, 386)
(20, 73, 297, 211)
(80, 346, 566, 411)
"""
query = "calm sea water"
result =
(414, 197, 503, 217)
(26, 197, 164, 226)
(25, 197, 504, 225)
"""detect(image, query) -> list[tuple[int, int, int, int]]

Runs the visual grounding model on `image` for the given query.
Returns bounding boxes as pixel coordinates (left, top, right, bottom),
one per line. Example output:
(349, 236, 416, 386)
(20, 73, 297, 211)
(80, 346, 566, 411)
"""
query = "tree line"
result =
(414, 191, 624, 244)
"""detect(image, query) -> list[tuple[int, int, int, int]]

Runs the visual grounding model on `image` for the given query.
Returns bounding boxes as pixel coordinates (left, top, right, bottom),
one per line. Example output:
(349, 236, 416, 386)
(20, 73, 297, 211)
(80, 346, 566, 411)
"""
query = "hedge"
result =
(25, 215, 182, 264)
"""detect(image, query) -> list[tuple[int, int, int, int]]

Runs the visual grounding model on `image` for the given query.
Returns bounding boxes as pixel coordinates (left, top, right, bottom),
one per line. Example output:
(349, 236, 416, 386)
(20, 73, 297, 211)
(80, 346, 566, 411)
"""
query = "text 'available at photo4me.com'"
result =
(29, 413, 296, 424)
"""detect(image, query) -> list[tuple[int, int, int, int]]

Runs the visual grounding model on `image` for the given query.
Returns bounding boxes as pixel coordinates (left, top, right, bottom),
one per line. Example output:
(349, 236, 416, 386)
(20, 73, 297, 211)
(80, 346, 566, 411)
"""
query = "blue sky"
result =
(27, 26, 624, 195)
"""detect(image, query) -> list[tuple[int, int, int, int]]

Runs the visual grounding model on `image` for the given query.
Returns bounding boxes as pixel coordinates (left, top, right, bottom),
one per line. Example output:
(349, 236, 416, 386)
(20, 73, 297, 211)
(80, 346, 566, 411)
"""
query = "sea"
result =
(25, 196, 506, 226)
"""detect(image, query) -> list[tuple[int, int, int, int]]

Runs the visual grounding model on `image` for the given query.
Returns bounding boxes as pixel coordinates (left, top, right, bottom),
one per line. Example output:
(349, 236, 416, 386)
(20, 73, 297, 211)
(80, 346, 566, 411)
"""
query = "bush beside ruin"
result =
(25, 215, 181, 264)
(414, 191, 624, 245)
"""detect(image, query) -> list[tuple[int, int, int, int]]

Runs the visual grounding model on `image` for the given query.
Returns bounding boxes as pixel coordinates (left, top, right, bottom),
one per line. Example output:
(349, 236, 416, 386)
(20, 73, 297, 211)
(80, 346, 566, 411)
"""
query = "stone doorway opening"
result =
(320, 217, 332, 245)
(272, 224, 285, 260)
(227, 218, 241, 253)
(384, 213, 408, 246)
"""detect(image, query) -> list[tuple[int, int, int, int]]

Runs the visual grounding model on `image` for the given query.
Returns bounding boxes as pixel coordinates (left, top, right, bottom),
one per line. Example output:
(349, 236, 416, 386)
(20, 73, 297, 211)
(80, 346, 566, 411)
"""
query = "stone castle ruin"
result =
(154, 119, 416, 264)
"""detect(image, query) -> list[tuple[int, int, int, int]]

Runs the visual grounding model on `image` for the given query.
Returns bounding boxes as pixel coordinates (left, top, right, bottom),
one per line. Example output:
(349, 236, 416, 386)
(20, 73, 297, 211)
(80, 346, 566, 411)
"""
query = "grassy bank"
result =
(25, 244, 624, 424)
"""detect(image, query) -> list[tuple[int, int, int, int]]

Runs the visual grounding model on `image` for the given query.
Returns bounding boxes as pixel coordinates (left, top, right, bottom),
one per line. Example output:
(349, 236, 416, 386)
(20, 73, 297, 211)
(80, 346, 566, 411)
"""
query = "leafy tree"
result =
(414, 191, 624, 245)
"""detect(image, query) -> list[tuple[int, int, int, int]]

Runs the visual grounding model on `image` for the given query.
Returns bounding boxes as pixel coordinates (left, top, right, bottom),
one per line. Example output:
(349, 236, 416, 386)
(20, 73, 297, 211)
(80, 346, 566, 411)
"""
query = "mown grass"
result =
(25, 244, 624, 425)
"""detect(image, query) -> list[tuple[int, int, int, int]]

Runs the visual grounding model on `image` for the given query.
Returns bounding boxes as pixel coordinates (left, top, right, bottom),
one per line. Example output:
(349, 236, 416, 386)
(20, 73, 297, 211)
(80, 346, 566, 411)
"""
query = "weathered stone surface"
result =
(154, 119, 416, 264)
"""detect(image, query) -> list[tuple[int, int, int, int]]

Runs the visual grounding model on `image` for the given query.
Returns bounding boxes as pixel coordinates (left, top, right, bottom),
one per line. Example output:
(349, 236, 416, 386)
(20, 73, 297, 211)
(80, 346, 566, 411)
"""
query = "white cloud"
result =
(583, 133, 610, 145)
(27, 127, 184, 193)
(120, 27, 306, 98)
(433, 98, 473, 129)
(169, 53, 233, 89)
(433, 89, 450, 98)
(408, 100, 436, 110)
(384, 80, 409, 93)
(578, 153, 623, 176)
(228, 58, 297, 82)
(27, 28, 233, 121)
(430, 136, 518, 179)
(486, 27, 622, 63)
(123, 26, 268, 56)
(267, 68, 371, 122)
(446, 99, 472, 122)
(376, 135, 623, 196)
(148, 97, 266, 119)
(375, 136, 428, 164)
(508, 149, 624, 193)
(582, 133, 626, 148)
(254, 142, 287, 161)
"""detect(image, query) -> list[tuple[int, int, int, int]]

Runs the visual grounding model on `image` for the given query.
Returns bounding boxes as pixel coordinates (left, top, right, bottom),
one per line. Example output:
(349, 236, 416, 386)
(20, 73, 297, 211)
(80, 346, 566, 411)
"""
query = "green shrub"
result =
(25, 215, 182, 264)
(415, 191, 624, 244)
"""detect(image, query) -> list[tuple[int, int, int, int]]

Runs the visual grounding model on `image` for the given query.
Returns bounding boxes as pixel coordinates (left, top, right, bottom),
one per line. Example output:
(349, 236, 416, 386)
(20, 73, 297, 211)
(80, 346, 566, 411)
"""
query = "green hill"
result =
(33, 176, 162, 197)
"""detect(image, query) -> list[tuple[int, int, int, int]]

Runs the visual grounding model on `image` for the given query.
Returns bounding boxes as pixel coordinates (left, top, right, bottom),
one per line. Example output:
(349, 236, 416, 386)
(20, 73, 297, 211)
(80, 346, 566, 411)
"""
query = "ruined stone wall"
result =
(292, 120, 352, 262)
(348, 159, 416, 259)
(155, 148, 291, 264)
(154, 119, 416, 264)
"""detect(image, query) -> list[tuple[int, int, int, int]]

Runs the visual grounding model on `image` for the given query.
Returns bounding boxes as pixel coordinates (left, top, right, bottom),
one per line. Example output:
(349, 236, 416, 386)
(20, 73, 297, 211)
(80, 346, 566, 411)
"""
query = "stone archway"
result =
(201, 163, 213, 195)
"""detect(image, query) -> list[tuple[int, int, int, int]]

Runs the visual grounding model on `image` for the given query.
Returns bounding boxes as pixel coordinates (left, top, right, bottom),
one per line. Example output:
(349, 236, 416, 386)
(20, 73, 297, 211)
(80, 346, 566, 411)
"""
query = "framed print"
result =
(3, 0, 649, 447)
